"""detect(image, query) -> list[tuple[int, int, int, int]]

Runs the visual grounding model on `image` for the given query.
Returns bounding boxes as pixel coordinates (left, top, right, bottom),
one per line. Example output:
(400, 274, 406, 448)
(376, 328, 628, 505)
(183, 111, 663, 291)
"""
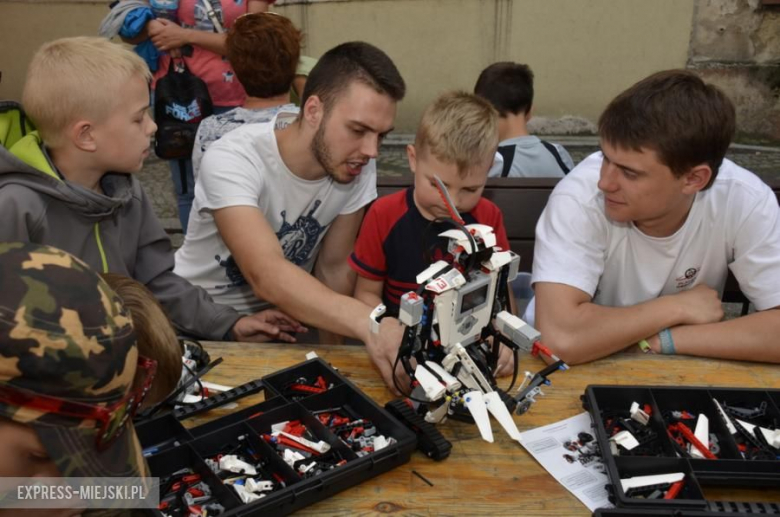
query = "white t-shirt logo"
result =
(676, 267, 700, 289)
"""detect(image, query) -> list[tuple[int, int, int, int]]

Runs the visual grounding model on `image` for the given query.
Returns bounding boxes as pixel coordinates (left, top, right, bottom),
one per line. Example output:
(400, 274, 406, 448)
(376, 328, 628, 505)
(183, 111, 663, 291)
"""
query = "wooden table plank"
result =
(190, 342, 780, 515)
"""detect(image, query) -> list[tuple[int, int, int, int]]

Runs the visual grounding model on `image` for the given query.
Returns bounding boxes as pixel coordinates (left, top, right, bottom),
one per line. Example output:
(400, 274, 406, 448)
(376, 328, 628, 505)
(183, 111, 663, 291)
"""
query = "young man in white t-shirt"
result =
(532, 70, 780, 365)
(174, 41, 410, 388)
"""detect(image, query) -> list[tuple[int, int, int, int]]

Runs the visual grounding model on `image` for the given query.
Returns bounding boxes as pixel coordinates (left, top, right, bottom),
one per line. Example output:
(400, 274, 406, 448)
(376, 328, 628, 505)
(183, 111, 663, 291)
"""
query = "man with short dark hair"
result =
(474, 61, 573, 178)
(174, 41, 407, 370)
(531, 70, 780, 364)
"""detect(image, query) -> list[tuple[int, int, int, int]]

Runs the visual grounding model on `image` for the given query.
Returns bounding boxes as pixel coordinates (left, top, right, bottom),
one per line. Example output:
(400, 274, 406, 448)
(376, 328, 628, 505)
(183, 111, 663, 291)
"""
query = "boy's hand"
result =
(495, 343, 516, 377)
(232, 310, 308, 343)
(148, 18, 190, 52)
(365, 317, 408, 395)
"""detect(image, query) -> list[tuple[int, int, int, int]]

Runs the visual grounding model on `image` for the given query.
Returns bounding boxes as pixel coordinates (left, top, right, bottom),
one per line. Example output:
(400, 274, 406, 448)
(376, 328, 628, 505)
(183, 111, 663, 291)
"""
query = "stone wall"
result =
(688, 0, 780, 142)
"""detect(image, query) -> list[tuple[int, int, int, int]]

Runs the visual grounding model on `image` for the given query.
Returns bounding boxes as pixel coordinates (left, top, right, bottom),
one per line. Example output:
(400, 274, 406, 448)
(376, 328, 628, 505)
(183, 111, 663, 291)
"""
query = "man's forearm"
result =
(249, 260, 372, 342)
(540, 296, 683, 364)
(669, 310, 780, 363)
(314, 262, 357, 344)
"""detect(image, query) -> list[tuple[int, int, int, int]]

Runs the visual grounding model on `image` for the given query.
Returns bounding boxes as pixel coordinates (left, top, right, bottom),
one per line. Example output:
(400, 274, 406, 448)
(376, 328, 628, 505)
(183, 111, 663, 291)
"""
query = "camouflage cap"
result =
(0, 242, 147, 478)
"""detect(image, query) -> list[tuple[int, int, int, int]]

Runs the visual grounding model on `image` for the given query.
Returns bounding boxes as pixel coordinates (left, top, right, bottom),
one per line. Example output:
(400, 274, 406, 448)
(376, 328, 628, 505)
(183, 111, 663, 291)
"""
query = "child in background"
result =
(349, 91, 515, 375)
(191, 11, 310, 183)
(475, 62, 574, 178)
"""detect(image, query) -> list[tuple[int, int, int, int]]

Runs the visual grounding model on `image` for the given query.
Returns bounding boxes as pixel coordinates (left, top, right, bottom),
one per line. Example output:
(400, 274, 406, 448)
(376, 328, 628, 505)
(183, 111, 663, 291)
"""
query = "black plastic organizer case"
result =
(135, 358, 417, 516)
(582, 385, 780, 515)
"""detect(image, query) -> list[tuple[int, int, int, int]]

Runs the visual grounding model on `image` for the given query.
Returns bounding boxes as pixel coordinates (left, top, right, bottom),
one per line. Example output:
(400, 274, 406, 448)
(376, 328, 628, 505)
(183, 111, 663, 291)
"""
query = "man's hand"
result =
(232, 309, 308, 343)
(672, 284, 724, 325)
(148, 18, 190, 52)
(365, 316, 408, 395)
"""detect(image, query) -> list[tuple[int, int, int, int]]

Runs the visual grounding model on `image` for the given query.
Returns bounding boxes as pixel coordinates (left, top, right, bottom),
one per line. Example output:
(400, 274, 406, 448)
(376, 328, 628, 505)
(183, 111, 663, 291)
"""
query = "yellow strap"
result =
(94, 223, 109, 273)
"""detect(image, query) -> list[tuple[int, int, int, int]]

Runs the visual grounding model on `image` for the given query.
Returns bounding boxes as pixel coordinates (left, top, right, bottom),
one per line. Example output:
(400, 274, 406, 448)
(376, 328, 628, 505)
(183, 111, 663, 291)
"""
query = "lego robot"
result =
(376, 177, 568, 459)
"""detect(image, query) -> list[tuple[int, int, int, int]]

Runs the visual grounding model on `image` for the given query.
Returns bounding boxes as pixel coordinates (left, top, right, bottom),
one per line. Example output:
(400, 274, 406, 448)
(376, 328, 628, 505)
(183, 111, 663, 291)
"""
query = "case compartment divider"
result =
(613, 456, 706, 509)
(189, 396, 289, 439)
(651, 387, 741, 460)
(588, 386, 676, 458)
(147, 443, 242, 513)
(261, 359, 344, 400)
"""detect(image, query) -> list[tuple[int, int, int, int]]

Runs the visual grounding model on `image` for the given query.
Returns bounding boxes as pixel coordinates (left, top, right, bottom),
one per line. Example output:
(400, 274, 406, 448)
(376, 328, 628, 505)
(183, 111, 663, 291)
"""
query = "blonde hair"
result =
(101, 274, 181, 409)
(414, 91, 499, 177)
(22, 37, 151, 148)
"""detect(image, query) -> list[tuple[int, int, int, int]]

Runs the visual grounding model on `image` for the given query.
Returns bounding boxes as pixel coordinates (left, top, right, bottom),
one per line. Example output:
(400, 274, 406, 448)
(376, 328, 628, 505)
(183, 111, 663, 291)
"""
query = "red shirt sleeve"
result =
(349, 203, 387, 281)
(472, 199, 510, 251)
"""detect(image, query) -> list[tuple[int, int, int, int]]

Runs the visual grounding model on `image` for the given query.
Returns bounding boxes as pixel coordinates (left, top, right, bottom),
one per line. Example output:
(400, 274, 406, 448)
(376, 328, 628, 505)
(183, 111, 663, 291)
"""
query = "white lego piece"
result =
(415, 260, 450, 285)
(232, 483, 264, 503)
(245, 479, 274, 493)
(485, 391, 522, 442)
(610, 430, 640, 451)
(482, 250, 513, 271)
(282, 448, 305, 467)
(736, 418, 780, 448)
(424, 400, 450, 424)
(620, 472, 685, 492)
(690, 414, 709, 459)
(713, 399, 737, 434)
(425, 268, 467, 294)
(414, 363, 447, 401)
(276, 431, 331, 453)
(373, 435, 390, 451)
(298, 461, 317, 474)
(630, 402, 650, 425)
(271, 421, 289, 433)
(463, 390, 493, 443)
(369, 304, 387, 334)
(201, 381, 232, 393)
(219, 455, 257, 475)
(425, 361, 461, 391)
(305, 351, 319, 360)
(453, 344, 493, 394)
(439, 224, 497, 252)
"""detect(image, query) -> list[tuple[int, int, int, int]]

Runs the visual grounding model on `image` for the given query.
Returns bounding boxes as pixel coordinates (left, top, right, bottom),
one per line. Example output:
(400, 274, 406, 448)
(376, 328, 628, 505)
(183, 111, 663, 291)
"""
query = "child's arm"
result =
(148, 19, 228, 56)
(354, 275, 384, 309)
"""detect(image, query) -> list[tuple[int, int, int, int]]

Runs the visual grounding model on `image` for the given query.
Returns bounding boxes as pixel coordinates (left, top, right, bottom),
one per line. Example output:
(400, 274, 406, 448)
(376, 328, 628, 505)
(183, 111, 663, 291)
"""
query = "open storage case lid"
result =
(582, 385, 780, 517)
(135, 357, 417, 516)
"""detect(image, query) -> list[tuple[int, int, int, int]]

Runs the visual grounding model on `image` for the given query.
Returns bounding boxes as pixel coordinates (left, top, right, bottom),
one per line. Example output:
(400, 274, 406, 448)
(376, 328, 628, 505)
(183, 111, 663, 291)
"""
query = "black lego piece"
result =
(385, 399, 452, 461)
(173, 379, 264, 420)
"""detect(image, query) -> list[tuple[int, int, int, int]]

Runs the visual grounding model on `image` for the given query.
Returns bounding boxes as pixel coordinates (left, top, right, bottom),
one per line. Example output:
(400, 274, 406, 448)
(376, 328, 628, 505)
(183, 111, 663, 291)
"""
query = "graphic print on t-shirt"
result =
(214, 254, 247, 289)
(276, 200, 326, 266)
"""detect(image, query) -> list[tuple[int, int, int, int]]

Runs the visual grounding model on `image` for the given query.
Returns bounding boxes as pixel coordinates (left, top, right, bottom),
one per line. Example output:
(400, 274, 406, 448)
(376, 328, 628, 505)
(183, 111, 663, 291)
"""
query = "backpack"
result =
(153, 59, 213, 162)
(498, 140, 571, 177)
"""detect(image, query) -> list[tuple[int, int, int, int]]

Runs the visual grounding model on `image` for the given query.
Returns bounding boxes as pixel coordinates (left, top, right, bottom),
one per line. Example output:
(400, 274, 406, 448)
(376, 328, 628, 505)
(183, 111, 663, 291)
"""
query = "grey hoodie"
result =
(0, 101, 240, 339)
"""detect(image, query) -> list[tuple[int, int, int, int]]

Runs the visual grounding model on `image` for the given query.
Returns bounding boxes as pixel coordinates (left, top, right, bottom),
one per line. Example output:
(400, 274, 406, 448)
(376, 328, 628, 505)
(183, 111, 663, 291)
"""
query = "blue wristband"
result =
(659, 328, 676, 355)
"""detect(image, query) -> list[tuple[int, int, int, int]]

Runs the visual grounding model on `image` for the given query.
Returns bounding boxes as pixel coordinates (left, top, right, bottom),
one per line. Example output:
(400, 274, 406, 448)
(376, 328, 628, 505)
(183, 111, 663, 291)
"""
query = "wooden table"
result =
(193, 342, 780, 515)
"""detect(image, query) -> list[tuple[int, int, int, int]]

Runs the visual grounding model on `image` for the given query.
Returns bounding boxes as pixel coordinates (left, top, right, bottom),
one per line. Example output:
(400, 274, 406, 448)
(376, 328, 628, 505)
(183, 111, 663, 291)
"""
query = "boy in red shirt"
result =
(349, 91, 515, 375)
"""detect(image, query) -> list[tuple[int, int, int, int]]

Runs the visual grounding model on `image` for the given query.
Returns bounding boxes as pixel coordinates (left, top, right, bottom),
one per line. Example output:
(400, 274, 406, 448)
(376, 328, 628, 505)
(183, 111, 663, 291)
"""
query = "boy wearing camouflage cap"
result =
(0, 36, 305, 344)
(0, 242, 152, 486)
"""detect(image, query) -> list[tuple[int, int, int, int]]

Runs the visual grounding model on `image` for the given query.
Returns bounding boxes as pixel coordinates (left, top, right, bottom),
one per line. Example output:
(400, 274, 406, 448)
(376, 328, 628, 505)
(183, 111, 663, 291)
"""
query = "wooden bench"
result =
(377, 176, 780, 311)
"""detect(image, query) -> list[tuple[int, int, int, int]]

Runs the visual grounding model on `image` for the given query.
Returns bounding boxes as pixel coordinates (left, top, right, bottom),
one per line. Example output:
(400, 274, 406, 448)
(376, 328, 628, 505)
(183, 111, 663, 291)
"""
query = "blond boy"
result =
(0, 36, 303, 343)
(349, 91, 515, 375)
